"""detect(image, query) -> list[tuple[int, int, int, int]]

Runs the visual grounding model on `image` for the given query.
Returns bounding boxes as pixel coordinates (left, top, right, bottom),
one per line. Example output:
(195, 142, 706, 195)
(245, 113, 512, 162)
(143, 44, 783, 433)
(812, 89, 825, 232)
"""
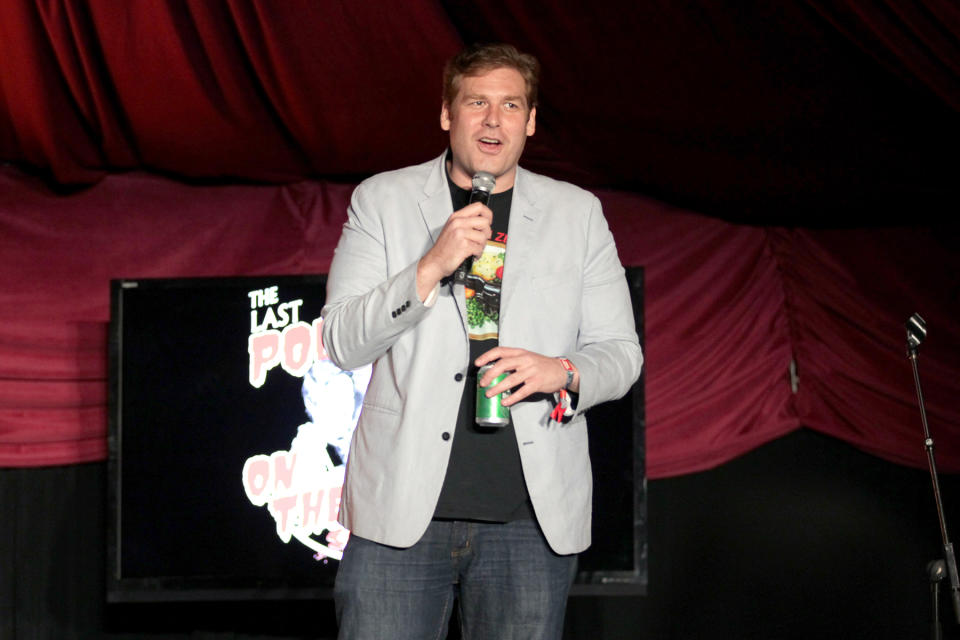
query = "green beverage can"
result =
(476, 364, 510, 427)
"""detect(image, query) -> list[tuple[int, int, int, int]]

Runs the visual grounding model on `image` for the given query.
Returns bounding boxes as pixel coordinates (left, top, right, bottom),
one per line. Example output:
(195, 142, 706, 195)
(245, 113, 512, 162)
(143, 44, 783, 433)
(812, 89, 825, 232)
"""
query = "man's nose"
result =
(483, 106, 499, 127)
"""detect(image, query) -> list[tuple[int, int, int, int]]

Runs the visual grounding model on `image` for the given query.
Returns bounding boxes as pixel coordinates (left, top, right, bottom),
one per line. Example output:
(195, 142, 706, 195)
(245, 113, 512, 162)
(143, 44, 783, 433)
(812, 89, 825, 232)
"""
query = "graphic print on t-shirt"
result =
(465, 240, 505, 341)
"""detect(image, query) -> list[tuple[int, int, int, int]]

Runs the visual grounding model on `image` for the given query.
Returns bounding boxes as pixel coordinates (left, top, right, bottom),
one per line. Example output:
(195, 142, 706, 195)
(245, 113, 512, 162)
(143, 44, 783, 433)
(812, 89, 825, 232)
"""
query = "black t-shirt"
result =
(432, 172, 533, 522)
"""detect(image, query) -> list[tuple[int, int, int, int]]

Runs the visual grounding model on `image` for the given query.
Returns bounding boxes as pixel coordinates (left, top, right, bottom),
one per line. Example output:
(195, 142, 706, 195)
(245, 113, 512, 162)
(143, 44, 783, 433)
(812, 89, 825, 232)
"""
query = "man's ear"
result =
(526, 106, 537, 137)
(440, 103, 451, 131)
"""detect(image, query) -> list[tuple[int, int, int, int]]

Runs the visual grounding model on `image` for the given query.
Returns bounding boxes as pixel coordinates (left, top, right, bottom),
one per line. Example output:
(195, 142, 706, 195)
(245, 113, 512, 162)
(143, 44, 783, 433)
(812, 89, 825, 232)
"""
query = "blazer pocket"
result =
(360, 400, 401, 417)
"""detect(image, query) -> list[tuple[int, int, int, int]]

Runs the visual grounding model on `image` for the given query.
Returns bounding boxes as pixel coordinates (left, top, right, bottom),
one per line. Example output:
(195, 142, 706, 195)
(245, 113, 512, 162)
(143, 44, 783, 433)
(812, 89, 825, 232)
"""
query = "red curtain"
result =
(2, 166, 958, 477)
(1, 1, 958, 475)
(1, 2, 956, 227)
(774, 227, 960, 467)
(808, 0, 960, 110)
(0, 1, 459, 184)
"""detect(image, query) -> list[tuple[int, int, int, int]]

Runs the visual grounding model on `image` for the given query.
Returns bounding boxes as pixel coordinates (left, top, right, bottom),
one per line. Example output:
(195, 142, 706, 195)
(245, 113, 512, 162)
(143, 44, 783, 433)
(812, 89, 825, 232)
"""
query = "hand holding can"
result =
(476, 363, 510, 427)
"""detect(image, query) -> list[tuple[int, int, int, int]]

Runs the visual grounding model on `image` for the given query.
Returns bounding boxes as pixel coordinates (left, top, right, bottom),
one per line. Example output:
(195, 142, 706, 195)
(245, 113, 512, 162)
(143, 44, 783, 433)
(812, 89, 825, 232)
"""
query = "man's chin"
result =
(468, 158, 512, 180)
(450, 152, 519, 188)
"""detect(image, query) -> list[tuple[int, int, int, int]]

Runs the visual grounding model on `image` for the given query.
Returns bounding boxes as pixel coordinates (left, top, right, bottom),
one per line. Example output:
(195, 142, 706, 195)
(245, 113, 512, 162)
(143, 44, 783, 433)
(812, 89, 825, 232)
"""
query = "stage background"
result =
(1, 1, 959, 638)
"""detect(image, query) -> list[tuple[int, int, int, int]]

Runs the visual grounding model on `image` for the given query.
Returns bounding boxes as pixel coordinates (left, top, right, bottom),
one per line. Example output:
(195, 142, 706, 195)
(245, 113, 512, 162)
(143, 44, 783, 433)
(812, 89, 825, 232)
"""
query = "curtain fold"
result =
(807, 0, 960, 110)
(602, 194, 799, 477)
(0, 0, 460, 184)
(1, 2, 954, 226)
(3, 165, 957, 476)
(772, 226, 960, 467)
(1, 1, 958, 475)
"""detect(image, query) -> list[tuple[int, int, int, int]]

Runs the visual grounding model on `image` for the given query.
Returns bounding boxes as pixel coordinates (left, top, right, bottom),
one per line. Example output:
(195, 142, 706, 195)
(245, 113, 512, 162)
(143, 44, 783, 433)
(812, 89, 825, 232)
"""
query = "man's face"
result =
(441, 67, 536, 192)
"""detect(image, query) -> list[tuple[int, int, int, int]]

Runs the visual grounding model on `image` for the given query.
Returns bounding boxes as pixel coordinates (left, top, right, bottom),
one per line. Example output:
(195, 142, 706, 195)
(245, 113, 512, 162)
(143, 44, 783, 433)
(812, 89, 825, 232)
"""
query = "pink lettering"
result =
(272, 451, 296, 492)
(313, 318, 327, 361)
(301, 489, 326, 531)
(248, 330, 281, 388)
(281, 322, 312, 377)
(243, 456, 271, 504)
(328, 485, 342, 522)
(271, 495, 299, 536)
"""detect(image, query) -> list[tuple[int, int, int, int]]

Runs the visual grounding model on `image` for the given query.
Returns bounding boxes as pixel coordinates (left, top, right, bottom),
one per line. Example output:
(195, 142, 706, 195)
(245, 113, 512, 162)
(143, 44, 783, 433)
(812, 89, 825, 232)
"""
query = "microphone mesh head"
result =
(906, 313, 927, 348)
(472, 171, 496, 194)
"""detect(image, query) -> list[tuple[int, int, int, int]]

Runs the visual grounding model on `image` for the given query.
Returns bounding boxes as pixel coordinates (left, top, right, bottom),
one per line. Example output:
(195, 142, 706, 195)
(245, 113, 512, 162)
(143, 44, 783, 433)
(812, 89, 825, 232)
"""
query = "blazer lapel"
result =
(418, 153, 471, 334)
(499, 166, 541, 332)
(419, 154, 453, 243)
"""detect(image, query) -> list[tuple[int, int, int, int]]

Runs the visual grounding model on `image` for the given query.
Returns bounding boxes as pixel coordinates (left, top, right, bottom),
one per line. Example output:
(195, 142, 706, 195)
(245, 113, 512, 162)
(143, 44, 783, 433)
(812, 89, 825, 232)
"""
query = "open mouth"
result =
(478, 137, 502, 151)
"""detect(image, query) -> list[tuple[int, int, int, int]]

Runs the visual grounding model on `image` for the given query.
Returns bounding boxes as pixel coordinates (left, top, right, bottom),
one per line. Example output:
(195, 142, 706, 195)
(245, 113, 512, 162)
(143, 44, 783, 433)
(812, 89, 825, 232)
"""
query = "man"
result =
(322, 43, 643, 640)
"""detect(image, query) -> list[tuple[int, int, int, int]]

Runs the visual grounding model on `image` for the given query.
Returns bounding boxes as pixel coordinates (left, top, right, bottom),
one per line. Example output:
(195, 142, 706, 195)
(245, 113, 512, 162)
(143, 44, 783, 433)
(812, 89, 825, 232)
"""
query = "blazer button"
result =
(391, 310, 397, 318)
(442, 432, 451, 441)
(454, 373, 463, 382)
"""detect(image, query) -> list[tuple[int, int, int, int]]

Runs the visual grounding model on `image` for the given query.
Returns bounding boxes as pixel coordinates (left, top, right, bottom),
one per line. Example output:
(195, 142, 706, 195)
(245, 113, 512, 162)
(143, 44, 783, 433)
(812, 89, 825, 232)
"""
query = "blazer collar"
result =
(415, 152, 544, 328)
(499, 165, 542, 320)
(419, 152, 454, 243)
(419, 152, 542, 225)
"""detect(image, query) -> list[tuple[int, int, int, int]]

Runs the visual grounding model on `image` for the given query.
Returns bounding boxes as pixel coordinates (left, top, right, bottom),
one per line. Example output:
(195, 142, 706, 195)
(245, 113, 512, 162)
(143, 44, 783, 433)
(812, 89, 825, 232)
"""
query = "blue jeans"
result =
(334, 519, 577, 640)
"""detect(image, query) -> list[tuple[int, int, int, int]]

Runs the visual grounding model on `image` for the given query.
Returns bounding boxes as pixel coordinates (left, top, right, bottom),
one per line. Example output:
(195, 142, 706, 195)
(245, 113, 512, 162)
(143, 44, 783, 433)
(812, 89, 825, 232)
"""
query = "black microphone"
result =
(453, 171, 496, 285)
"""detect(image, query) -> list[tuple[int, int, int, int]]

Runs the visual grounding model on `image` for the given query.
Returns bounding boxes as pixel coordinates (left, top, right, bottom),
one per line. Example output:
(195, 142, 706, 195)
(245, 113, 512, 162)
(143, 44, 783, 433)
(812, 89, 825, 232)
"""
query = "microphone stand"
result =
(905, 313, 960, 638)
(930, 559, 947, 640)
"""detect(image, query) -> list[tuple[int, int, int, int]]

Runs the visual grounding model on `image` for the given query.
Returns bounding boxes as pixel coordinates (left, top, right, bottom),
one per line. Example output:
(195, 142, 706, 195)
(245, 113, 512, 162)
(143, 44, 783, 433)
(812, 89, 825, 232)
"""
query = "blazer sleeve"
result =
(566, 195, 644, 414)
(321, 179, 432, 371)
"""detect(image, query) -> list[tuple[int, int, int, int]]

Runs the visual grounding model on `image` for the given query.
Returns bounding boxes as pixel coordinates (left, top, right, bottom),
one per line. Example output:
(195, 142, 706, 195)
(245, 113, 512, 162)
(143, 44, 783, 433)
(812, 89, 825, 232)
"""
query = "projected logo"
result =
(241, 285, 369, 561)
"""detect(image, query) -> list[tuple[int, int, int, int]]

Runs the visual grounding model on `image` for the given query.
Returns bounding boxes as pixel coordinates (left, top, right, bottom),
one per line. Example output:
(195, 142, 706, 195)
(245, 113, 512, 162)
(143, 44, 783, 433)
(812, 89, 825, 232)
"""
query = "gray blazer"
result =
(321, 153, 643, 555)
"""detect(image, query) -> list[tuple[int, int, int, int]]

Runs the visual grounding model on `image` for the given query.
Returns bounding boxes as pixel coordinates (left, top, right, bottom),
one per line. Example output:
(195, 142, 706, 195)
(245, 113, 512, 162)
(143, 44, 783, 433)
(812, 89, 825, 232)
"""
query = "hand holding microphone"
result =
(453, 172, 496, 284)
(417, 172, 496, 297)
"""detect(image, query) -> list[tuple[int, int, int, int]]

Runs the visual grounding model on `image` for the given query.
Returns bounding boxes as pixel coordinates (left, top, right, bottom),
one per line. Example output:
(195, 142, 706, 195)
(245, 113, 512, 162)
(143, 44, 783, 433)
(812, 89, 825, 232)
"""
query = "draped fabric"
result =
(0, 1, 957, 225)
(774, 227, 960, 468)
(0, 1, 458, 183)
(1, 2, 958, 476)
(808, 0, 960, 111)
(2, 166, 958, 477)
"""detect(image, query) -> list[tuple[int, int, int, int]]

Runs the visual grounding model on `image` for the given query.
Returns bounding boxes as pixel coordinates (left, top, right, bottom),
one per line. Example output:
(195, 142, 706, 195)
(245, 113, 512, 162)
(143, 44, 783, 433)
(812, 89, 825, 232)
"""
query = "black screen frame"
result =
(107, 269, 645, 602)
